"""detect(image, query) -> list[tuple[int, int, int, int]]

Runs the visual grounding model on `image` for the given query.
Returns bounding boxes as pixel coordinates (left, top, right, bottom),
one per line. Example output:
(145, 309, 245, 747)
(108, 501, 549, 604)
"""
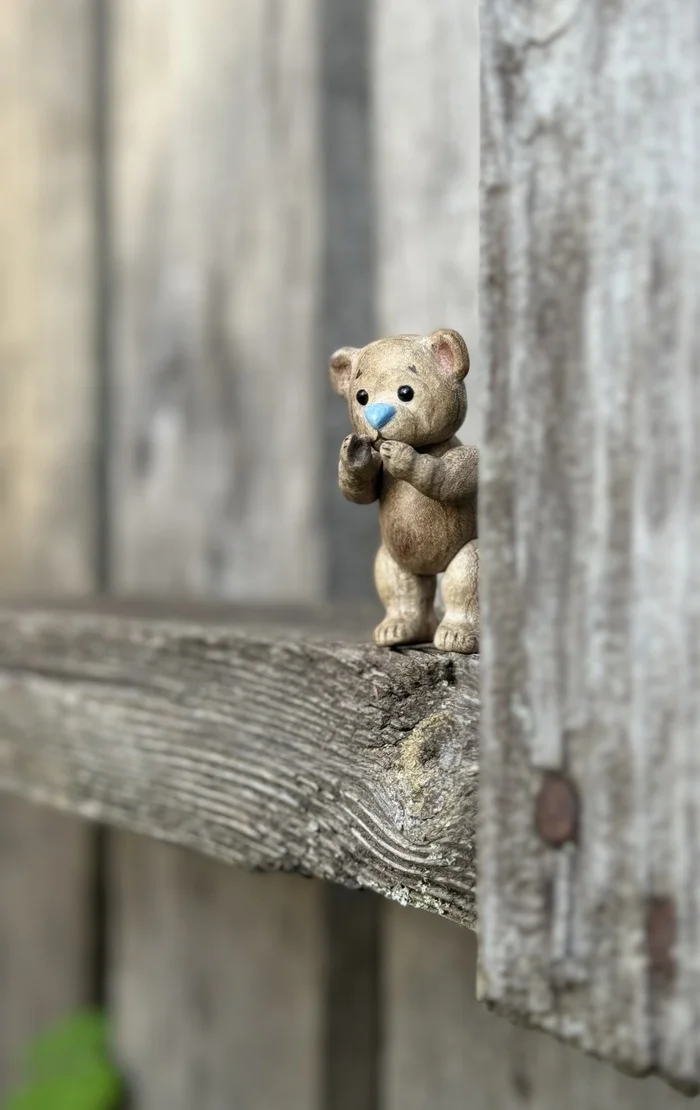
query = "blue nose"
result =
(365, 403, 396, 430)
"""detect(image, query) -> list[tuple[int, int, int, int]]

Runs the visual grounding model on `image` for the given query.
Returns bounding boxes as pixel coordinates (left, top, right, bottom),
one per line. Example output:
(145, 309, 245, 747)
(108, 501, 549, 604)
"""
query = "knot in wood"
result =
(535, 773, 578, 847)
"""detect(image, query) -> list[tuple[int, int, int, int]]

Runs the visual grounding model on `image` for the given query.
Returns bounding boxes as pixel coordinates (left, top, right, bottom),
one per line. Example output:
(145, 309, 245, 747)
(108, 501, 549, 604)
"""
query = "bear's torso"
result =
(379, 437, 477, 575)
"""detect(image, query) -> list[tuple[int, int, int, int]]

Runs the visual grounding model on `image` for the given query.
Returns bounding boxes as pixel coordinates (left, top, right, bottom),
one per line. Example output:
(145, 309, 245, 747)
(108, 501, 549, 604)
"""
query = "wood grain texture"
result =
(383, 904, 689, 1110)
(0, 607, 479, 926)
(479, 0, 700, 1091)
(0, 0, 97, 1092)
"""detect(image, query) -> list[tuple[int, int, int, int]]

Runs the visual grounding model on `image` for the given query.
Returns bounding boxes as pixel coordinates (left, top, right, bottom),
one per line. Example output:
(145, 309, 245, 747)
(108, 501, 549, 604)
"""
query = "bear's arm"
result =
(339, 435, 382, 504)
(408, 445, 478, 503)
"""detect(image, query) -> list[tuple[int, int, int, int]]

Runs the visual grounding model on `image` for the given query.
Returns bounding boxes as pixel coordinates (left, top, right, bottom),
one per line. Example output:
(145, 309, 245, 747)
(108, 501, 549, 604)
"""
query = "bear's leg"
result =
(434, 539, 479, 654)
(373, 544, 437, 647)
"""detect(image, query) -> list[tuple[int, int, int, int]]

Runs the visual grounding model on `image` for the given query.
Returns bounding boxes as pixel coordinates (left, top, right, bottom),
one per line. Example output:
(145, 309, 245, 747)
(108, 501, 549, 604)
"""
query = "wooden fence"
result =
(0, 1, 697, 1107)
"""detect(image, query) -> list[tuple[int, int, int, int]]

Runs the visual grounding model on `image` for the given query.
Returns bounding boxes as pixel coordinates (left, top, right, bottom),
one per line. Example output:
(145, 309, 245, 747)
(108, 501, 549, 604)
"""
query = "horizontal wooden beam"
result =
(0, 603, 479, 927)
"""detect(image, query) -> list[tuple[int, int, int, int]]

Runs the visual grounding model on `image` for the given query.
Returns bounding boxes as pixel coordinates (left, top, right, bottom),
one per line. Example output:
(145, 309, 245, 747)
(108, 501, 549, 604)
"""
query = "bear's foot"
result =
(374, 614, 436, 648)
(433, 618, 479, 655)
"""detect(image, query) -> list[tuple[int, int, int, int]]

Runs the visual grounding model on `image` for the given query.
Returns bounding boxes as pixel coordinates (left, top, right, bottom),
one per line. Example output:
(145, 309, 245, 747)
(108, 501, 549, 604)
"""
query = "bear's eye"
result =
(397, 385, 414, 402)
(356, 389, 369, 406)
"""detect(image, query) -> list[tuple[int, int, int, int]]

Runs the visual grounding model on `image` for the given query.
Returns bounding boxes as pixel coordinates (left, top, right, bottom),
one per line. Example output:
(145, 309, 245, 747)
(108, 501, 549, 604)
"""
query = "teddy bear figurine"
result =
(330, 328, 478, 654)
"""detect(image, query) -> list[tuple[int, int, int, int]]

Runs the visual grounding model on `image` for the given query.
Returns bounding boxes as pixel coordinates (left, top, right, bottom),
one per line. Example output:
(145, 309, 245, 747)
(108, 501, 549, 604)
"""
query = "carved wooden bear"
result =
(330, 329, 478, 654)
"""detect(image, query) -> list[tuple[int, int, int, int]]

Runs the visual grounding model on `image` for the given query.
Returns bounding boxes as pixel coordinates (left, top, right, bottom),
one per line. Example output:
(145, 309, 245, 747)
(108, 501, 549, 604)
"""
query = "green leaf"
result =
(3, 1010, 124, 1110)
(4, 1059, 122, 1110)
(21, 1010, 109, 1081)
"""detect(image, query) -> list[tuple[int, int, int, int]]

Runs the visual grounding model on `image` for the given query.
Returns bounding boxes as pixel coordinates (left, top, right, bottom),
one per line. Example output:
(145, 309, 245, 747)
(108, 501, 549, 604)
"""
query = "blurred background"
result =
(0, 1, 688, 1108)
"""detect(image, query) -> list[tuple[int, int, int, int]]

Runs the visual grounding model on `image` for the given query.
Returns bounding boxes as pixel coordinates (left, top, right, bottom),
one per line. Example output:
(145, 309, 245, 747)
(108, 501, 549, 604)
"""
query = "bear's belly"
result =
(379, 479, 475, 576)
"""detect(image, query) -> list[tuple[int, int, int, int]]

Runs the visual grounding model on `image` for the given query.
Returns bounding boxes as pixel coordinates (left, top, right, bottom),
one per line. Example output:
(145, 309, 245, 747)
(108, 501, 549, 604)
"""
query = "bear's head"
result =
(329, 329, 470, 447)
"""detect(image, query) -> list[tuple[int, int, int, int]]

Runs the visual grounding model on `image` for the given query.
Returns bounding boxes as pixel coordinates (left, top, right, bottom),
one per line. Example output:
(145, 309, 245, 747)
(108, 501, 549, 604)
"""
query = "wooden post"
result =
(0, 0, 98, 1091)
(107, 1, 342, 1107)
(383, 908, 685, 1110)
(479, 0, 700, 1091)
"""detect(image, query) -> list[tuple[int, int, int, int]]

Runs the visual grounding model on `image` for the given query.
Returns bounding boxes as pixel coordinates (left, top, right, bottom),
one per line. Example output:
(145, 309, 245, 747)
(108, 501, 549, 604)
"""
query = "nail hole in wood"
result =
(535, 773, 578, 847)
(647, 897, 676, 981)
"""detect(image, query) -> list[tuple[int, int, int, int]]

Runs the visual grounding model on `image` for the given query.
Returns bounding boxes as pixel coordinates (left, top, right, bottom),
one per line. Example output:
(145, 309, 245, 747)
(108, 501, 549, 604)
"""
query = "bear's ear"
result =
(426, 329, 470, 381)
(329, 347, 359, 397)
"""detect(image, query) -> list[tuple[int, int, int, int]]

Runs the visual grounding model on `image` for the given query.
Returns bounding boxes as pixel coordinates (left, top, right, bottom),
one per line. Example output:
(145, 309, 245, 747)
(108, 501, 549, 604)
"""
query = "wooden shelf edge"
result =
(0, 604, 479, 928)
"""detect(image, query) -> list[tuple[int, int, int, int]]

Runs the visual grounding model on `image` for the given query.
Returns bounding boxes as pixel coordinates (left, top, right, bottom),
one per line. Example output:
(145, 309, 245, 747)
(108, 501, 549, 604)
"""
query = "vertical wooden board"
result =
(0, 0, 97, 591)
(108, 2, 327, 1107)
(0, 0, 97, 1092)
(383, 904, 689, 1110)
(479, 0, 700, 1090)
(372, 4, 482, 1108)
(0, 805, 95, 1092)
(111, 0, 322, 601)
(110, 837, 325, 1107)
(112, 836, 322, 1110)
(372, 0, 482, 442)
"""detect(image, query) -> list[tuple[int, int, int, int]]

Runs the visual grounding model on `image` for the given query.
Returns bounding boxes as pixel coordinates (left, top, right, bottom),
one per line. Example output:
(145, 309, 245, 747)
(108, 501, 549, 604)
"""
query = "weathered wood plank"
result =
(111, 834, 323, 1109)
(0, 2, 97, 594)
(0, 0, 97, 1091)
(479, 0, 700, 1091)
(384, 905, 689, 1110)
(108, 0, 328, 1102)
(0, 607, 479, 927)
(0, 804, 95, 1092)
(110, 0, 322, 601)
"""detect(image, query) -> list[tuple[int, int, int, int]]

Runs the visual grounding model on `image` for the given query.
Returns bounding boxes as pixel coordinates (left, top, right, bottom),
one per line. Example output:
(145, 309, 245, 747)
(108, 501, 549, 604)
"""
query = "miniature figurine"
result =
(330, 329, 478, 654)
